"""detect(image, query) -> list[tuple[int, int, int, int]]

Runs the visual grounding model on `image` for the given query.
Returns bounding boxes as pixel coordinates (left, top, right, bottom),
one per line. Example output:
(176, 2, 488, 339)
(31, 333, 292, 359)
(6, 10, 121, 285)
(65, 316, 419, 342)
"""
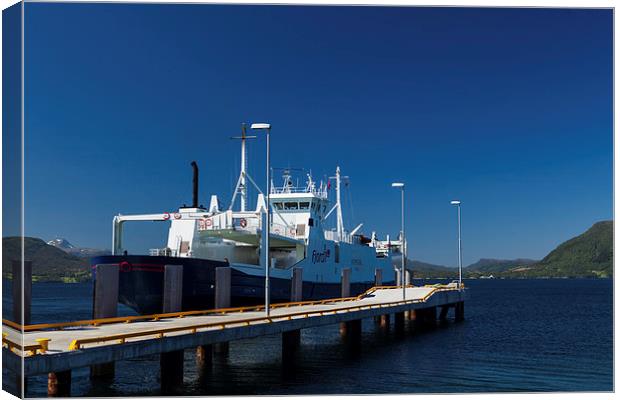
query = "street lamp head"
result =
(451, 200, 461, 205)
(391, 182, 405, 188)
(250, 123, 271, 130)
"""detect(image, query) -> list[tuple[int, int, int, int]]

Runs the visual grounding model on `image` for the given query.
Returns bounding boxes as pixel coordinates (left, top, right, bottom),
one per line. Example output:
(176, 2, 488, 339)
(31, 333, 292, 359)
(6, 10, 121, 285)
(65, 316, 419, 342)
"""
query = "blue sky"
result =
(17, 4, 612, 266)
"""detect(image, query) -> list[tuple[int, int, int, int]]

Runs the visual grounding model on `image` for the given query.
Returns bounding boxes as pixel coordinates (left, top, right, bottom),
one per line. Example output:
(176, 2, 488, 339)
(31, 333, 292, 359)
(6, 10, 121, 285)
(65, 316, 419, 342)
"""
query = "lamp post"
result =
(251, 122, 272, 315)
(392, 182, 405, 300)
(450, 200, 462, 289)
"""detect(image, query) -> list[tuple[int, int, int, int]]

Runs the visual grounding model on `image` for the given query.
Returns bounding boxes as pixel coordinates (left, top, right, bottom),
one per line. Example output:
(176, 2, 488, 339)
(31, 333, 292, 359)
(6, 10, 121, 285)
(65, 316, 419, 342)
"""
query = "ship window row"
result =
(272, 201, 320, 212)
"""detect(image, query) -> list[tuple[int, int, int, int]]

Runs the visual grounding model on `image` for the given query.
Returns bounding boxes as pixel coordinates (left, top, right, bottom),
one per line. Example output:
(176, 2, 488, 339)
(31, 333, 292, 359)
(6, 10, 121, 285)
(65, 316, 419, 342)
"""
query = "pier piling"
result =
(374, 268, 382, 324)
(455, 301, 465, 321)
(283, 267, 303, 361)
(161, 265, 184, 391)
(90, 264, 119, 379)
(11, 259, 32, 397)
(47, 371, 71, 397)
(214, 267, 231, 356)
(339, 268, 351, 336)
(12, 259, 32, 325)
(394, 312, 405, 332)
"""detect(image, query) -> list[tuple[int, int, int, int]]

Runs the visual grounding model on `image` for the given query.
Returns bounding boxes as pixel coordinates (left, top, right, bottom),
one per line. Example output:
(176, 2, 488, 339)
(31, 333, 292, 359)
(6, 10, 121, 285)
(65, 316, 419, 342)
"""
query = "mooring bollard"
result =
(90, 264, 119, 379)
(161, 265, 184, 392)
(214, 267, 231, 356)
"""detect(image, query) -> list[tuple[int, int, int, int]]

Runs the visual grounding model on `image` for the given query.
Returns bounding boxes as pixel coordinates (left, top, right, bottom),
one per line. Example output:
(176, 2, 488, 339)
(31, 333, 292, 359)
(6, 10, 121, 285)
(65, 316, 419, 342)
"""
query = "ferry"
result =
(92, 125, 402, 314)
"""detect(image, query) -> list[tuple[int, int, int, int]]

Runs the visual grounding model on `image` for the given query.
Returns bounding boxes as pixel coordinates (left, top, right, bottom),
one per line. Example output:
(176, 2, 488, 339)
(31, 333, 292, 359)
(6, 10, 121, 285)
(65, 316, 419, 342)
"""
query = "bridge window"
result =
(273, 202, 284, 210)
(284, 202, 299, 210)
(299, 202, 310, 210)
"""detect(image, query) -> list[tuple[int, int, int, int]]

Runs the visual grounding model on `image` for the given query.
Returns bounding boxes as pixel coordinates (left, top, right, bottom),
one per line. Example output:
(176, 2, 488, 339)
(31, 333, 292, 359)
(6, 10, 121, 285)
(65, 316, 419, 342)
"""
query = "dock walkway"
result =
(3, 285, 467, 378)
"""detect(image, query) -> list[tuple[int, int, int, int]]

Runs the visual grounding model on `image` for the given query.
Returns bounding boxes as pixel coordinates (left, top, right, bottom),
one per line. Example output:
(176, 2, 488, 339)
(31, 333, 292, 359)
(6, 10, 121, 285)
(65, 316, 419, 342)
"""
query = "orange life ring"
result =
(174, 213, 182, 220)
(205, 218, 212, 227)
(240, 218, 247, 228)
(163, 212, 170, 220)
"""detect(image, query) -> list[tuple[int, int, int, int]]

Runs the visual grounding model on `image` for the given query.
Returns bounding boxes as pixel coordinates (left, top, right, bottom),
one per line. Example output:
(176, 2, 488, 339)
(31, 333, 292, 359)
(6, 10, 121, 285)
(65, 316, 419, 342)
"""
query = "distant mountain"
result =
(503, 221, 613, 278)
(391, 258, 457, 279)
(47, 237, 110, 258)
(47, 238, 75, 250)
(3, 237, 91, 282)
(466, 258, 538, 274)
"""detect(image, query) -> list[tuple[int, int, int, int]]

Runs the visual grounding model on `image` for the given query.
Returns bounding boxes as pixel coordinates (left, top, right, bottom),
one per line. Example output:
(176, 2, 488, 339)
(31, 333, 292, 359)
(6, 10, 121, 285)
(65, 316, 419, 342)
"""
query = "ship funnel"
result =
(191, 161, 199, 208)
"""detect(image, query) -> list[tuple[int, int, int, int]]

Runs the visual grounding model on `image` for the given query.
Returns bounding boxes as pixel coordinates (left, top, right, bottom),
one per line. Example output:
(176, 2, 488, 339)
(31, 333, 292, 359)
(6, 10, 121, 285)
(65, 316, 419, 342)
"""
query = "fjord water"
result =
(3, 278, 612, 395)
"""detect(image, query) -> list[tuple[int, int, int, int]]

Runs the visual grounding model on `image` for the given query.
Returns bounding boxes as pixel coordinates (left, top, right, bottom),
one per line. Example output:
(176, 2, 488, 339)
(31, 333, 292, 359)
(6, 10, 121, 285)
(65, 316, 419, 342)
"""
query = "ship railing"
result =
(149, 248, 178, 257)
(271, 187, 328, 198)
(324, 230, 353, 244)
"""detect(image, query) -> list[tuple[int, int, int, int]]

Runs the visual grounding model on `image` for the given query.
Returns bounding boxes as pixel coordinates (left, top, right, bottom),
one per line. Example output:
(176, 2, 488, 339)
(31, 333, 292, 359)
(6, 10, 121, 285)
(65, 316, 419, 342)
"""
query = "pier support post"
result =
(90, 264, 119, 379)
(291, 267, 303, 302)
(48, 370, 71, 397)
(196, 345, 213, 372)
(373, 268, 383, 323)
(417, 307, 437, 328)
(339, 268, 352, 335)
(439, 305, 450, 321)
(341, 268, 351, 298)
(283, 267, 303, 361)
(455, 301, 465, 322)
(394, 312, 405, 332)
(374, 268, 382, 286)
(12, 259, 32, 325)
(161, 265, 184, 392)
(380, 313, 390, 329)
(340, 319, 362, 339)
(214, 267, 231, 356)
(12, 260, 31, 397)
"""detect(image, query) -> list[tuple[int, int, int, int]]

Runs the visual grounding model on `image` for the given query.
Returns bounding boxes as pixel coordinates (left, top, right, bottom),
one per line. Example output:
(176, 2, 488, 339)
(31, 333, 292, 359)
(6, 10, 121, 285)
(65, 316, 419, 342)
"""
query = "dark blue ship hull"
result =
(91, 255, 382, 315)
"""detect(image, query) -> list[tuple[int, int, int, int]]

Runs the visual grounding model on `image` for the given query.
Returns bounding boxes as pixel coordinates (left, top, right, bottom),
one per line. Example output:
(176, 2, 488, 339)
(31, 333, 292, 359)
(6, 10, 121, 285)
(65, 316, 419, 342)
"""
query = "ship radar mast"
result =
(229, 123, 263, 211)
(326, 166, 349, 241)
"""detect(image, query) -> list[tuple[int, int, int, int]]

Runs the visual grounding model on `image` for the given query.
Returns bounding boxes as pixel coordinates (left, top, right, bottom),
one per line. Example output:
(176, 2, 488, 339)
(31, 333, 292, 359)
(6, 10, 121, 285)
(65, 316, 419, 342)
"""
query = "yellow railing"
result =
(67, 286, 460, 351)
(1, 284, 407, 333)
(3, 284, 463, 355)
(2, 333, 49, 356)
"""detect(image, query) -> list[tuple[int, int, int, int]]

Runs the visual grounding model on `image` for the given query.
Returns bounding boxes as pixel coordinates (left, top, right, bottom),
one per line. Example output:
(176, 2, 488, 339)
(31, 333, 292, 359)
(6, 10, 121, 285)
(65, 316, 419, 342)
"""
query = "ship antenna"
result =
(191, 161, 199, 208)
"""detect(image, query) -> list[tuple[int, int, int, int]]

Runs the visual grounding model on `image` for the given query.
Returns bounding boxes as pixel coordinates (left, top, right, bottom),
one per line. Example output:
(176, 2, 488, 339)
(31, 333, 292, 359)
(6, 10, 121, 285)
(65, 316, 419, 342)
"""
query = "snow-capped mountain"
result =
(47, 238, 75, 250)
(47, 237, 110, 258)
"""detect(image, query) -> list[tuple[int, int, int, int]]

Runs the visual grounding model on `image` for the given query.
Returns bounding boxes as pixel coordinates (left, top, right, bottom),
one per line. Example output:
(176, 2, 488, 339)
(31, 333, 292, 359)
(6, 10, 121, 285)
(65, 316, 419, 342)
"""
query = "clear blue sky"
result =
(18, 4, 612, 267)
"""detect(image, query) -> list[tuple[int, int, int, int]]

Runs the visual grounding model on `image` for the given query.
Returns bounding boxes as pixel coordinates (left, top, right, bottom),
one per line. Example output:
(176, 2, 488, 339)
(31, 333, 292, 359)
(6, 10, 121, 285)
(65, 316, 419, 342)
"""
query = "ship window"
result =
(299, 202, 310, 210)
(296, 224, 306, 236)
(273, 202, 284, 210)
(284, 202, 298, 210)
(334, 244, 340, 263)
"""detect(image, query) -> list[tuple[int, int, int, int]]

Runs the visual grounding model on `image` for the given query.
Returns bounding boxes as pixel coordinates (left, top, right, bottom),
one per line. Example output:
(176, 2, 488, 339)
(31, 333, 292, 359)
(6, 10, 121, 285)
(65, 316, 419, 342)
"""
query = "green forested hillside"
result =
(2, 237, 91, 282)
(501, 221, 613, 278)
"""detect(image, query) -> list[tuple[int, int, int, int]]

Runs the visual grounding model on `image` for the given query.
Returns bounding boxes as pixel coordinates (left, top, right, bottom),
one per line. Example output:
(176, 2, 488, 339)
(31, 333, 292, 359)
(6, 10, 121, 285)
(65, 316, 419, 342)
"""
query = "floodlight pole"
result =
(251, 123, 272, 316)
(451, 200, 463, 290)
(392, 182, 406, 300)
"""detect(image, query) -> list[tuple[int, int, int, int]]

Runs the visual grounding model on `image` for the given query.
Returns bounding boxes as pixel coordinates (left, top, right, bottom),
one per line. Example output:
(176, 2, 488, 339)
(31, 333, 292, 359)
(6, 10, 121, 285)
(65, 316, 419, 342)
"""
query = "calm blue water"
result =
(2, 279, 613, 395)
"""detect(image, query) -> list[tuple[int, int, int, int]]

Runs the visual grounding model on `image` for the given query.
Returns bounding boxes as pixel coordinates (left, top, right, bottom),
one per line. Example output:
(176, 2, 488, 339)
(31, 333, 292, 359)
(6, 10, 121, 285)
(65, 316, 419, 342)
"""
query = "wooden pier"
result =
(2, 263, 467, 397)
